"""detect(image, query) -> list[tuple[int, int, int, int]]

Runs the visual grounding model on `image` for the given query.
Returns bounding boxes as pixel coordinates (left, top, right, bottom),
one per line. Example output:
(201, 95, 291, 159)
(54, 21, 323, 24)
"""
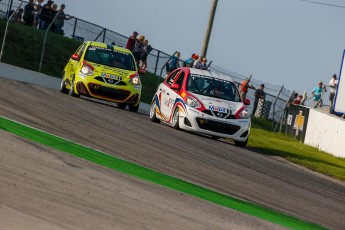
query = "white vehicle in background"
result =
(149, 67, 251, 147)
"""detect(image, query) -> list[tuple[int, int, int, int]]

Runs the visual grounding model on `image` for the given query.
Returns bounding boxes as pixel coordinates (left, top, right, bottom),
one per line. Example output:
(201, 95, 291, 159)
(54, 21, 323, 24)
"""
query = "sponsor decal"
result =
(134, 85, 141, 90)
(188, 108, 200, 114)
(101, 73, 122, 81)
(181, 92, 186, 98)
(208, 105, 229, 113)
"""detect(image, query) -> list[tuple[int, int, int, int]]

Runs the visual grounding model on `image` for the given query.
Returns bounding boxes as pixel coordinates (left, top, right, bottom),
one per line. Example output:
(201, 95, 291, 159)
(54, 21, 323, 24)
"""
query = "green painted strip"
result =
(0, 116, 325, 230)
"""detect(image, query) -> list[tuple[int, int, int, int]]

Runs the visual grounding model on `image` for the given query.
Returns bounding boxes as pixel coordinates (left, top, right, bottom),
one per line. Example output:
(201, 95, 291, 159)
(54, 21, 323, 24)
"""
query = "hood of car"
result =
(195, 94, 243, 114)
(93, 64, 135, 78)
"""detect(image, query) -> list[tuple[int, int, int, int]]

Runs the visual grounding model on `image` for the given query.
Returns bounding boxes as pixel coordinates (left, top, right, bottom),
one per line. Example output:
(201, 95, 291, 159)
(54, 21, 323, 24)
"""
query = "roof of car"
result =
(87, 41, 131, 54)
(188, 68, 235, 83)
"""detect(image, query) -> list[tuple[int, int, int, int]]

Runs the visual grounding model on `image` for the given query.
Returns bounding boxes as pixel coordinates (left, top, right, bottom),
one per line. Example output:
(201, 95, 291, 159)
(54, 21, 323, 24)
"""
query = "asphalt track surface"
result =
(0, 77, 345, 229)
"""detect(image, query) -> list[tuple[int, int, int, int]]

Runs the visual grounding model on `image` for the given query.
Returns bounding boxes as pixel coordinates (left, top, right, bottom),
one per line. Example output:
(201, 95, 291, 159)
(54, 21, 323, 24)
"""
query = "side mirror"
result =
(138, 68, 146, 76)
(170, 83, 180, 91)
(244, 99, 250, 105)
(71, 53, 80, 61)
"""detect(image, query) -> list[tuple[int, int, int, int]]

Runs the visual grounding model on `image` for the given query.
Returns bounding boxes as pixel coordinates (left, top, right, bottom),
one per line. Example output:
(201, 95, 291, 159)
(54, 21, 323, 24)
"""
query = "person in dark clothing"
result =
(126, 31, 138, 52)
(39, 0, 54, 30)
(252, 84, 266, 116)
(23, 0, 36, 26)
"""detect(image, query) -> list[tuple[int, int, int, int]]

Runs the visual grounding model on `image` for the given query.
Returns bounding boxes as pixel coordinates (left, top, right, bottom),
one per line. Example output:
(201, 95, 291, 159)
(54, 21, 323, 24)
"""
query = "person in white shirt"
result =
(329, 74, 338, 113)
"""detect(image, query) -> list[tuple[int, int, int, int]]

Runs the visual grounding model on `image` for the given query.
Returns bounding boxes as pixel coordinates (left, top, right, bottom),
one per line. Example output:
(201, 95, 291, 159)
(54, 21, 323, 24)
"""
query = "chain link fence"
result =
(0, 0, 334, 128)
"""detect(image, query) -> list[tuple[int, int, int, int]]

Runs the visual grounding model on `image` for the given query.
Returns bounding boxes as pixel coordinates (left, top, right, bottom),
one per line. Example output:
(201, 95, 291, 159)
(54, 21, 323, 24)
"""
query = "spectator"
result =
(126, 31, 138, 52)
(167, 51, 180, 73)
(50, 3, 58, 31)
(193, 56, 204, 69)
(201, 57, 208, 70)
(39, 0, 54, 30)
(140, 39, 152, 70)
(239, 77, 255, 102)
(329, 74, 338, 113)
(23, 0, 36, 26)
(185, 53, 198, 68)
(33, 1, 43, 29)
(293, 95, 303, 105)
(312, 81, 327, 108)
(54, 4, 73, 35)
(11, 8, 24, 23)
(252, 84, 265, 116)
(132, 34, 145, 65)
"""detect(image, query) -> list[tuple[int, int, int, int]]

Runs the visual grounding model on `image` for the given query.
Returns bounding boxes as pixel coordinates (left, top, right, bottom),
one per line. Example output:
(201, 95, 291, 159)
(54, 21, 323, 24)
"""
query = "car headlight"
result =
(80, 61, 94, 76)
(129, 74, 141, 85)
(238, 108, 250, 119)
(186, 96, 201, 108)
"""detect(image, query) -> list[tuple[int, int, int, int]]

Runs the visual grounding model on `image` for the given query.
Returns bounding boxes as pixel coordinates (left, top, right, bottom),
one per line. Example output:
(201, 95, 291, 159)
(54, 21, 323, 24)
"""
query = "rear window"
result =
(84, 46, 136, 71)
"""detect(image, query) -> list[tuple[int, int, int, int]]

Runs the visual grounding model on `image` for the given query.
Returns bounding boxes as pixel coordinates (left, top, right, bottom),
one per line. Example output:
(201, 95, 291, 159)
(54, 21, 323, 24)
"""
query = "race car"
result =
(149, 67, 251, 147)
(60, 41, 143, 112)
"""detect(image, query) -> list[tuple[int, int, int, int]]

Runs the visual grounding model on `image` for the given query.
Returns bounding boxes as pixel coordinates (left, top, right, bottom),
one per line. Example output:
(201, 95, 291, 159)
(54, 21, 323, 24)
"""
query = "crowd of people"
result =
(125, 31, 152, 71)
(9, 0, 73, 35)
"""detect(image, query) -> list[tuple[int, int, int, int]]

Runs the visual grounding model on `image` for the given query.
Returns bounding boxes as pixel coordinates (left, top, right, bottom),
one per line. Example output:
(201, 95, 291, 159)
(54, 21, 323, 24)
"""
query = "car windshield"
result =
(84, 46, 136, 71)
(186, 74, 241, 102)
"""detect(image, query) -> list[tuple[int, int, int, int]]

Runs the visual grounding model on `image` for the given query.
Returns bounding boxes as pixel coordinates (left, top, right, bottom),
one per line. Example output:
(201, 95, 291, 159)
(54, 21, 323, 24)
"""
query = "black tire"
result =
(129, 104, 139, 112)
(117, 103, 126, 109)
(60, 73, 68, 94)
(234, 138, 248, 147)
(171, 108, 179, 130)
(68, 75, 79, 97)
(149, 101, 159, 123)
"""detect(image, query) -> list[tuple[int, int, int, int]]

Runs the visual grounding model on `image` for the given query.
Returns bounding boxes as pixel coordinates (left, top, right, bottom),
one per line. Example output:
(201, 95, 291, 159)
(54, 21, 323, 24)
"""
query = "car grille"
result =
(94, 76, 127, 86)
(88, 83, 130, 101)
(202, 110, 237, 119)
(195, 118, 240, 135)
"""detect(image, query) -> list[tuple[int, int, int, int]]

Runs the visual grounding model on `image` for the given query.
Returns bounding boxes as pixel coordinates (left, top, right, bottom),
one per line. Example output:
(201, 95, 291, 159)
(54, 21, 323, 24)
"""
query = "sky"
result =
(60, 0, 345, 95)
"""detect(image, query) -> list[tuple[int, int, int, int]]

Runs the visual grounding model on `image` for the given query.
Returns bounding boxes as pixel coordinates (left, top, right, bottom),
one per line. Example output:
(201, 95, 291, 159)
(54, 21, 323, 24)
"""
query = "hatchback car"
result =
(60, 41, 142, 112)
(149, 67, 251, 147)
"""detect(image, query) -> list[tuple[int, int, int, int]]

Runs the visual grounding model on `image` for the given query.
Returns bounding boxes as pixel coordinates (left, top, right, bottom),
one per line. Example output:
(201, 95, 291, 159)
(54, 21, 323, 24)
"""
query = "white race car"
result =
(149, 67, 251, 147)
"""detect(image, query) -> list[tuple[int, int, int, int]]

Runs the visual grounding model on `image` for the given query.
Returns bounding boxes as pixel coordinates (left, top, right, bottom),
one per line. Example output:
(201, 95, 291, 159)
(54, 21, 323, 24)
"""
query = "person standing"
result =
(252, 84, 265, 116)
(312, 81, 327, 108)
(239, 76, 255, 102)
(39, 0, 54, 30)
(54, 4, 73, 35)
(126, 31, 138, 52)
(168, 52, 180, 73)
(23, 0, 36, 26)
(329, 74, 338, 113)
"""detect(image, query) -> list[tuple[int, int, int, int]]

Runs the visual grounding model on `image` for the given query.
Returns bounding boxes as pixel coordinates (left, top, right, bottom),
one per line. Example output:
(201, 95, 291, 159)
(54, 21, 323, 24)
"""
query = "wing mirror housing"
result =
(170, 83, 180, 91)
(71, 53, 80, 61)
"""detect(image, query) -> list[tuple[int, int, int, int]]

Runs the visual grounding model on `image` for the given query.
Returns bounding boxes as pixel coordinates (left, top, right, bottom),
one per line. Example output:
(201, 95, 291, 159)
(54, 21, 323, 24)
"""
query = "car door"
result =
(159, 70, 180, 120)
(161, 70, 186, 121)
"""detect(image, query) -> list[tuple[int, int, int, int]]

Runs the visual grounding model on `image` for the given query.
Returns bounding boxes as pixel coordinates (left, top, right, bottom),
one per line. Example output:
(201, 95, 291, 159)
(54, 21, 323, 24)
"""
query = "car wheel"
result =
(234, 138, 248, 147)
(117, 103, 126, 109)
(129, 104, 139, 112)
(60, 73, 68, 94)
(68, 75, 79, 97)
(171, 108, 179, 130)
(149, 101, 159, 123)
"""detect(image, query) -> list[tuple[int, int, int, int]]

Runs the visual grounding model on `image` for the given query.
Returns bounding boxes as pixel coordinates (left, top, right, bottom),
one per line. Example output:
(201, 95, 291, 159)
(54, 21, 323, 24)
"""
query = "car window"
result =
(187, 74, 241, 102)
(165, 70, 180, 86)
(175, 71, 185, 88)
(84, 46, 136, 71)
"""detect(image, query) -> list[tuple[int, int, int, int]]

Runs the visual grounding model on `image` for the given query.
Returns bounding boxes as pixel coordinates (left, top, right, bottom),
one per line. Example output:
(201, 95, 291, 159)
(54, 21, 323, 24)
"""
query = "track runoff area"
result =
(0, 116, 325, 230)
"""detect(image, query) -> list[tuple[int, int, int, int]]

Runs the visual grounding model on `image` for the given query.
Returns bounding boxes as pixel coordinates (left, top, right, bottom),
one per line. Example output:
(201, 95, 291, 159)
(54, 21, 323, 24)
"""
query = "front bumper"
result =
(75, 77, 141, 105)
(179, 107, 251, 141)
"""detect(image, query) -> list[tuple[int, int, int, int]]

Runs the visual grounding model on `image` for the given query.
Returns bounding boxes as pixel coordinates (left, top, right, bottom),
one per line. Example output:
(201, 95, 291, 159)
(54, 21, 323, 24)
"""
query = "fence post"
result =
(154, 50, 160, 75)
(102, 29, 106, 43)
(0, 1, 24, 62)
(72, 18, 78, 39)
(39, 13, 59, 72)
(271, 85, 284, 131)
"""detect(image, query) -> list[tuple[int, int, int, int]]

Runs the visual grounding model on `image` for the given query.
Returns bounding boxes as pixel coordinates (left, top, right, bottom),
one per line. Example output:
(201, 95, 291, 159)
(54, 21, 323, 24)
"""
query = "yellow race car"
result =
(60, 41, 143, 112)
